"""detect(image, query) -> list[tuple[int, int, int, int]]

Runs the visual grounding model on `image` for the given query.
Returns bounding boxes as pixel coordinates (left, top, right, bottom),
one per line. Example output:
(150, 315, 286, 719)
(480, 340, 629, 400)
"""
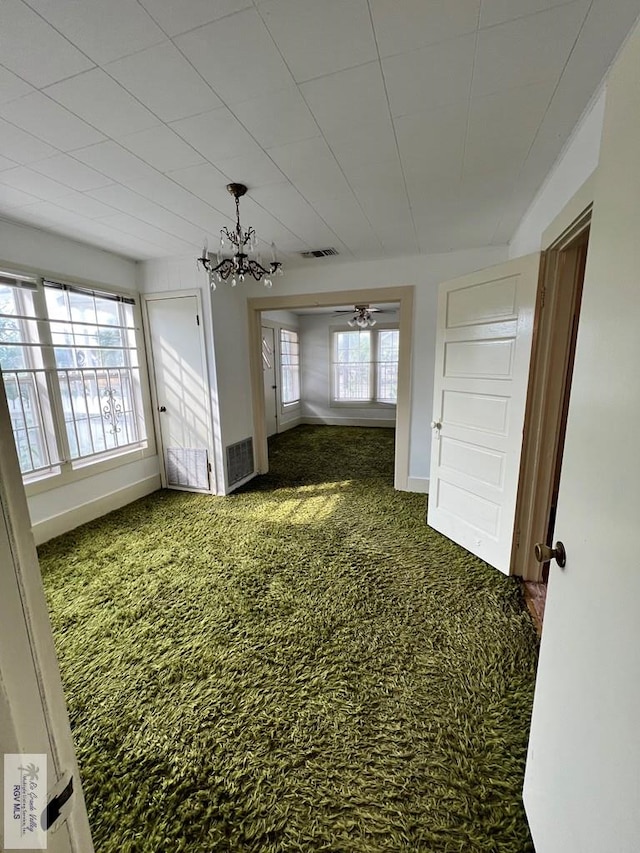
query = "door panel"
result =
(261, 326, 278, 437)
(146, 295, 213, 493)
(427, 255, 539, 573)
(524, 23, 640, 851)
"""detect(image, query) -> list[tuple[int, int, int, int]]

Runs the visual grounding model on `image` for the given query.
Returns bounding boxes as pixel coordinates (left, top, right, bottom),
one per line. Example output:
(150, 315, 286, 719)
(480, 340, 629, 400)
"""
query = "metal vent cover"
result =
(226, 437, 254, 486)
(300, 248, 339, 258)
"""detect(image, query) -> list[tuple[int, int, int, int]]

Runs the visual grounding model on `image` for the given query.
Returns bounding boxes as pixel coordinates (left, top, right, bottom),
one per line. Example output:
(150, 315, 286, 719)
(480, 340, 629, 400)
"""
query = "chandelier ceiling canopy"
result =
(197, 183, 283, 290)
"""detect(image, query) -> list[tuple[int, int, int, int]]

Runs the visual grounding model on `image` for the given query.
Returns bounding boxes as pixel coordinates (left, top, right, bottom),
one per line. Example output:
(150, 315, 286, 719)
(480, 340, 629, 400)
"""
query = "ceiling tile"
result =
(0, 0, 94, 87)
(24, 0, 166, 64)
(29, 154, 113, 191)
(105, 42, 222, 123)
(371, 0, 481, 58)
(472, 0, 590, 97)
(480, 0, 574, 29)
(383, 34, 476, 117)
(249, 182, 339, 248)
(259, 0, 377, 83)
(216, 150, 284, 188)
(395, 101, 468, 180)
(166, 164, 236, 213)
(72, 141, 161, 184)
(119, 126, 204, 173)
(329, 121, 398, 175)
(54, 190, 119, 219)
(0, 155, 18, 172)
(463, 80, 555, 177)
(126, 173, 225, 231)
(45, 69, 160, 139)
(95, 212, 193, 254)
(0, 166, 77, 201)
(89, 184, 203, 244)
(139, 0, 252, 36)
(0, 183, 40, 208)
(170, 107, 263, 162)
(309, 192, 383, 254)
(0, 66, 34, 104)
(300, 62, 389, 137)
(0, 118, 57, 164)
(267, 137, 348, 200)
(0, 92, 105, 151)
(175, 9, 292, 103)
(231, 87, 319, 150)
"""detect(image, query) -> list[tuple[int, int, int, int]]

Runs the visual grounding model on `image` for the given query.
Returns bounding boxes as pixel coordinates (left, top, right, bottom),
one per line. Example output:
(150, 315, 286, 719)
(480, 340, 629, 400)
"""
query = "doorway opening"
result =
(513, 207, 591, 601)
(247, 286, 414, 491)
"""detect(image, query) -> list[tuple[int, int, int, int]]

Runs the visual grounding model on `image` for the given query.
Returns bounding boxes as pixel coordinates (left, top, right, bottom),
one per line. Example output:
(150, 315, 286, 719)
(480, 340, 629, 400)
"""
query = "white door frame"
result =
(0, 379, 93, 851)
(247, 286, 414, 490)
(142, 289, 216, 493)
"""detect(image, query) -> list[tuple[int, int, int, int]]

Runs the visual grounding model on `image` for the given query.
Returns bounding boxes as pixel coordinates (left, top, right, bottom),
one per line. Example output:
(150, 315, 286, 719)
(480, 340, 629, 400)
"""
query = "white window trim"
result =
(329, 323, 399, 409)
(0, 262, 156, 495)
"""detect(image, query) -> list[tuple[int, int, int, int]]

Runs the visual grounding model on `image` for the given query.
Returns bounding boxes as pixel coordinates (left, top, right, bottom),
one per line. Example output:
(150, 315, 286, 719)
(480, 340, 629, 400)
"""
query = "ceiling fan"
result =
(332, 304, 393, 328)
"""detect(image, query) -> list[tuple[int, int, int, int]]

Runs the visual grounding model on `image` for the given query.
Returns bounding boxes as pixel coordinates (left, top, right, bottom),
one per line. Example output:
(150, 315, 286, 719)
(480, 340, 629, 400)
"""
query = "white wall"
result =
(509, 87, 606, 258)
(524, 17, 640, 851)
(299, 311, 399, 427)
(0, 219, 161, 542)
(140, 247, 507, 492)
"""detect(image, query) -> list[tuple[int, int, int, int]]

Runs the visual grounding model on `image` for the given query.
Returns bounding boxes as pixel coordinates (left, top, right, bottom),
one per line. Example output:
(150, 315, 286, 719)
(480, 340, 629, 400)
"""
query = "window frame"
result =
(330, 323, 399, 408)
(0, 264, 155, 495)
(278, 325, 301, 410)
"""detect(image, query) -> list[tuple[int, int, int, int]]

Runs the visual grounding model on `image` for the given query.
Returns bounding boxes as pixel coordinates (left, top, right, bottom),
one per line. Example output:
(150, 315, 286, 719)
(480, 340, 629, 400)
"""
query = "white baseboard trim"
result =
(277, 417, 302, 433)
(31, 475, 161, 545)
(407, 476, 430, 494)
(302, 416, 396, 428)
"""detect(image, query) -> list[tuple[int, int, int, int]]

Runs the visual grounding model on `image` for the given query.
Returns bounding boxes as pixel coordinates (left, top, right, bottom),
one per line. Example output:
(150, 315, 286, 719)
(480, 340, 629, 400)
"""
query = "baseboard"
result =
(302, 416, 396, 428)
(407, 476, 430, 494)
(277, 417, 302, 433)
(31, 475, 161, 545)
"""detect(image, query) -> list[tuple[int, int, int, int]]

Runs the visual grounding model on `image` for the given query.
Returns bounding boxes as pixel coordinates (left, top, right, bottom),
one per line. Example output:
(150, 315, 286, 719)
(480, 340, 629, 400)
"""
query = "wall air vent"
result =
(300, 248, 339, 258)
(226, 437, 254, 486)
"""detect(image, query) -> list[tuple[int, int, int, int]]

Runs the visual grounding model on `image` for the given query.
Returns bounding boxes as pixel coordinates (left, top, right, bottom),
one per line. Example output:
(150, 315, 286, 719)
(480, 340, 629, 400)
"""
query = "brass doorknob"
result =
(534, 541, 566, 568)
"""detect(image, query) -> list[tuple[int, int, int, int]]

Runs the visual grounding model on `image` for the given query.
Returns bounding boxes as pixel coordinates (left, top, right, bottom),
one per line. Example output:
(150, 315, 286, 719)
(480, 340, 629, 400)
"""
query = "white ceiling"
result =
(0, 0, 638, 266)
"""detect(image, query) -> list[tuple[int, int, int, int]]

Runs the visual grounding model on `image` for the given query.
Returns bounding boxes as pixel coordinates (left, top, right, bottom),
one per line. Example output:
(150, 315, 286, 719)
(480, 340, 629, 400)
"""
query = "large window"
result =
(0, 272, 147, 480)
(332, 327, 399, 405)
(279, 328, 300, 405)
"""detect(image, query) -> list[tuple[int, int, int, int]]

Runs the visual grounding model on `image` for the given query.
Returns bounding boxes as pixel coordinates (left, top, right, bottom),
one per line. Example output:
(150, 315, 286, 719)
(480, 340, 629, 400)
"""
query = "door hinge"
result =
(208, 462, 212, 472)
(42, 774, 74, 832)
(540, 287, 546, 309)
(196, 314, 200, 326)
(515, 528, 521, 549)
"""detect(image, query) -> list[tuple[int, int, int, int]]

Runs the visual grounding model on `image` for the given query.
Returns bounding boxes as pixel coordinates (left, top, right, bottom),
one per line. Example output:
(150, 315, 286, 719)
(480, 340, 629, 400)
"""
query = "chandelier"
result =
(348, 305, 377, 328)
(197, 183, 283, 289)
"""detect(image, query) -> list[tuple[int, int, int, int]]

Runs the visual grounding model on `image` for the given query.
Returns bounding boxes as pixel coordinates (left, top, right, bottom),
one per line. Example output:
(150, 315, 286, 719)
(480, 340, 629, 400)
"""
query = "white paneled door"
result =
(427, 255, 539, 573)
(145, 293, 214, 493)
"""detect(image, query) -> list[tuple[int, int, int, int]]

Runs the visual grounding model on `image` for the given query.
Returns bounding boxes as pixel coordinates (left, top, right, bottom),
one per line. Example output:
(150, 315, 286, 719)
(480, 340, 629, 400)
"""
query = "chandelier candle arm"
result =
(197, 183, 283, 290)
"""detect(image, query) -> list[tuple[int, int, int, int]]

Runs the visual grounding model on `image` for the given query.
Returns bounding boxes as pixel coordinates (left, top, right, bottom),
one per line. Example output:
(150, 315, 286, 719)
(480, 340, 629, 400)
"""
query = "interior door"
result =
(523, 23, 640, 851)
(145, 294, 213, 492)
(0, 380, 93, 852)
(261, 326, 278, 437)
(427, 254, 539, 573)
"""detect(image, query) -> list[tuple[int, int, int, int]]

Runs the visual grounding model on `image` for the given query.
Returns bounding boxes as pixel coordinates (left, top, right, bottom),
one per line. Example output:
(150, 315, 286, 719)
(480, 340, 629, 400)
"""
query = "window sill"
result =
(330, 400, 397, 409)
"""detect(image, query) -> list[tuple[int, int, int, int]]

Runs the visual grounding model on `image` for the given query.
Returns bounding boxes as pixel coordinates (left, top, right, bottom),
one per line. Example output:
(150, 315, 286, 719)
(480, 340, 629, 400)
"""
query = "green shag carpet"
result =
(39, 426, 539, 853)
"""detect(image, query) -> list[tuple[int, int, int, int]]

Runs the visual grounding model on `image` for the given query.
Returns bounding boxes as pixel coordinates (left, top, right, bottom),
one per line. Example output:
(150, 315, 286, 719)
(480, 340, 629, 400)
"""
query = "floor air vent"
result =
(226, 437, 254, 486)
(300, 248, 339, 258)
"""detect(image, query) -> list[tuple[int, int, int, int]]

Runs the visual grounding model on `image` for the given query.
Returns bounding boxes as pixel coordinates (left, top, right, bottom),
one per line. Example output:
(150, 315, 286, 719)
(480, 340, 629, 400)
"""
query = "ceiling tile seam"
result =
(489, 0, 595, 243)
(138, 1, 254, 41)
(478, 0, 586, 34)
(366, 0, 418, 255)
(459, 23, 481, 182)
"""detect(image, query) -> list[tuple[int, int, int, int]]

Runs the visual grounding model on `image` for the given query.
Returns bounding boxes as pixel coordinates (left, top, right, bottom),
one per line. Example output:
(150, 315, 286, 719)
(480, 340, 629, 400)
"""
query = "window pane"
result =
(280, 328, 300, 405)
(377, 329, 399, 403)
(333, 331, 372, 401)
